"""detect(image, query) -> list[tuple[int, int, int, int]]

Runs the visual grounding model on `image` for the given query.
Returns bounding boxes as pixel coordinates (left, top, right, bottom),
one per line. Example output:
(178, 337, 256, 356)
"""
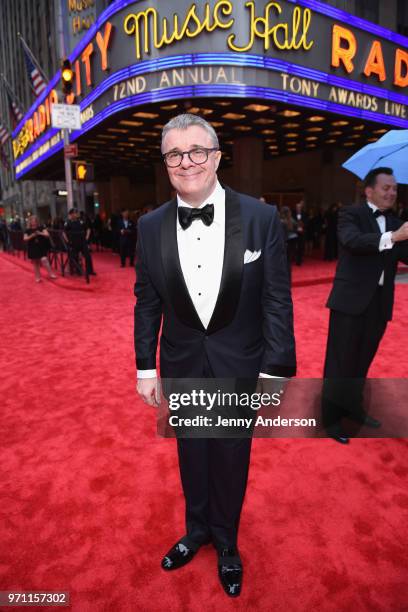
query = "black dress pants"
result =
(295, 234, 305, 266)
(70, 240, 94, 275)
(322, 288, 387, 428)
(175, 355, 253, 550)
(177, 436, 252, 550)
(119, 237, 135, 266)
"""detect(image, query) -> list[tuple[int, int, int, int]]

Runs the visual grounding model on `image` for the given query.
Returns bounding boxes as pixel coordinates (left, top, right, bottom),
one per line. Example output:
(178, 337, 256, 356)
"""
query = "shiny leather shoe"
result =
(326, 425, 349, 444)
(161, 537, 200, 571)
(218, 547, 243, 597)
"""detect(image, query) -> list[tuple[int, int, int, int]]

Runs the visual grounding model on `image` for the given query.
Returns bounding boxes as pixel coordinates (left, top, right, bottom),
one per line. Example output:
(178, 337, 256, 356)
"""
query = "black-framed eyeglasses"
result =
(163, 147, 219, 168)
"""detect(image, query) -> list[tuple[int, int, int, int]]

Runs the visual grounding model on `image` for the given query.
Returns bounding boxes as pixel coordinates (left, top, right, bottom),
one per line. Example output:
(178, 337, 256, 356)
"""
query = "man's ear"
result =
(215, 150, 222, 171)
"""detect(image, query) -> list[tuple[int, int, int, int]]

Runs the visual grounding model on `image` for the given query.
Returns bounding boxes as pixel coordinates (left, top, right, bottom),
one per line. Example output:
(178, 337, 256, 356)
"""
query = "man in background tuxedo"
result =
(118, 208, 137, 267)
(323, 167, 408, 443)
(292, 199, 307, 265)
(134, 114, 296, 597)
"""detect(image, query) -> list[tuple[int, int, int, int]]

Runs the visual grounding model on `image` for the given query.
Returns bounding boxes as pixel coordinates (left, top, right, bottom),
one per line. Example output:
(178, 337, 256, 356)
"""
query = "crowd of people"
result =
(1, 199, 407, 284)
(272, 198, 408, 269)
(263, 198, 343, 267)
(0, 207, 149, 282)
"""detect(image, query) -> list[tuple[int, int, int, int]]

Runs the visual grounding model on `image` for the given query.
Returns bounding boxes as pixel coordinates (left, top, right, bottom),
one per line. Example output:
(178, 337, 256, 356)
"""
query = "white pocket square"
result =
(244, 249, 261, 264)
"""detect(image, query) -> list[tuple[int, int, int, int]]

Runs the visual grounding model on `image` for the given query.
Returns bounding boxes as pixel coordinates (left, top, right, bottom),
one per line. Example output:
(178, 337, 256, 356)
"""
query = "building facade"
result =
(3, 0, 408, 220)
(0, 0, 112, 220)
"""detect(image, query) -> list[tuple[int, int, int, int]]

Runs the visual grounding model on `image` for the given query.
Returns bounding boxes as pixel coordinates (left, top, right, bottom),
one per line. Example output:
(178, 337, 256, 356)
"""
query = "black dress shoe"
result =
(217, 548, 243, 597)
(326, 425, 349, 444)
(161, 537, 201, 571)
(331, 433, 349, 444)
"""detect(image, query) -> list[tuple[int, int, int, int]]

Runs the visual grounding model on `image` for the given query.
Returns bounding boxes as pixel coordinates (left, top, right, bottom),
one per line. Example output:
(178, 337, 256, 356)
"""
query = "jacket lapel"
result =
(364, 202, 381, 234)
(207, 186, 244, 334)
(161, 198, 205, 331)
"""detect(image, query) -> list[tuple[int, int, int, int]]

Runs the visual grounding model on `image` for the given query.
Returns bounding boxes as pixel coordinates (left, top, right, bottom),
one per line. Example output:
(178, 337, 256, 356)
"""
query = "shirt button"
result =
(198, 292, 202, 296)
(197, 237, 201, 241)
(198, 265, 201, 269)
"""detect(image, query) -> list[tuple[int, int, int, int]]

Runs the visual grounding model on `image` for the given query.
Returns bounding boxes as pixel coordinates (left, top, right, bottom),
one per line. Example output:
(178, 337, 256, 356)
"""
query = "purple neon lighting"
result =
(66, 0, 139, 64)
(81, 56, 194, 107)
(191, 84, 408, 126)
(15, 140, 65, 179)
(16, 128, 60, 166)
(196, 54, 408, 105)
(12, 0, 408, 138)
(77, 53, 408, 116)
(16, 82, 408, 179)
(68, 86, 193, 137)
(289, 0, 408, 47)
(11, 0, 142, 137)
(12, 70, 62, 136)
(15, 49, 408, 171)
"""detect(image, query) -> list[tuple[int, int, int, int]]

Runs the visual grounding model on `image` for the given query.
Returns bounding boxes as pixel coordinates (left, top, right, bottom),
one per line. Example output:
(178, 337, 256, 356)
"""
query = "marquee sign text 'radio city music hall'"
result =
(12, 0, 408, 178)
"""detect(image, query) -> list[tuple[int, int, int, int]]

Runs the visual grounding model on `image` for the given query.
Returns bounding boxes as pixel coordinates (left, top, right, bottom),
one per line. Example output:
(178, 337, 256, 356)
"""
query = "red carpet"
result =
(1, 252, 407, 611)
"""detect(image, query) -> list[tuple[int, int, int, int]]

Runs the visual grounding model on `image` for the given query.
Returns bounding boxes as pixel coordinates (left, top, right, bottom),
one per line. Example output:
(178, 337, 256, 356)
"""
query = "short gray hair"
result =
(161, 113, 219, 152)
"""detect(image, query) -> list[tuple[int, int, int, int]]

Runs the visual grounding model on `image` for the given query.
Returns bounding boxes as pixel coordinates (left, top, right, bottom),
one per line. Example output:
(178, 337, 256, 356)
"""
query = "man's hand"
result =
(256, 377, 288, 397)
(137, 377, 161, 407)
(392, 222, 408, 243)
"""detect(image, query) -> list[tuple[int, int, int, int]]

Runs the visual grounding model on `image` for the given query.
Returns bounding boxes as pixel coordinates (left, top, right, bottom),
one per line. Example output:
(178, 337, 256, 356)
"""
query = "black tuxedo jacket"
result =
(118, 218, 136, 238)
(292, 210, 308, 231)
(134, 186, 296, 379)
(327, 203, 408, 320)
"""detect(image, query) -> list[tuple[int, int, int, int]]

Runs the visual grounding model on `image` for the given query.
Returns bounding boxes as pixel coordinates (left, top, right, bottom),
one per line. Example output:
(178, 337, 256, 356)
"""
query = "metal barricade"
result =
(47, 229, 89, 283)
(7, 230, 26, 258)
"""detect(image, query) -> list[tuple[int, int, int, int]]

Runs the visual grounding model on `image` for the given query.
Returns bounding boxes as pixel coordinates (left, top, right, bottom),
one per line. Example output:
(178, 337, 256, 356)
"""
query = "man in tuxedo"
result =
(134, 113, 296, 597)
(118, 208, 136, 267)
(292, 200, 307, 265)
(323, 167, 408, 443)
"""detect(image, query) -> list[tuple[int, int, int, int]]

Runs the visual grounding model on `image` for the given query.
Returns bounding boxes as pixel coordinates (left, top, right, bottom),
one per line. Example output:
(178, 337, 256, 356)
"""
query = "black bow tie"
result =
(372, 208, 392, 218)
(178, 203, 214, 230)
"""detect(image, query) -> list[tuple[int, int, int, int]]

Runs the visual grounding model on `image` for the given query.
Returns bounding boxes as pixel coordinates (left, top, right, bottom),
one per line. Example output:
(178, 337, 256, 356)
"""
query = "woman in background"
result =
(24, 216, 57, 283)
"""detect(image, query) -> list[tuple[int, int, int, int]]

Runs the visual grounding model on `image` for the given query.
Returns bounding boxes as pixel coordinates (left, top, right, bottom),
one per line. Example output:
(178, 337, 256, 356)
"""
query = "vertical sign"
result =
(61, 0, 106, 55)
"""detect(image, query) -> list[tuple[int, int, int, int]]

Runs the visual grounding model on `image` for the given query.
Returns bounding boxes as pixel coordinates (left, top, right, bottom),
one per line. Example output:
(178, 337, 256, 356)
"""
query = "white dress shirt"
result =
(177, 181, 225, 328)
(367, 201, 394, 286)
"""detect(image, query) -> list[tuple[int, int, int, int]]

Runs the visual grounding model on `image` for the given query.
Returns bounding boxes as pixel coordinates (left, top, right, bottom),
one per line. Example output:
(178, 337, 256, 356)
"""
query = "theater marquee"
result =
(13, 0, 408, 178)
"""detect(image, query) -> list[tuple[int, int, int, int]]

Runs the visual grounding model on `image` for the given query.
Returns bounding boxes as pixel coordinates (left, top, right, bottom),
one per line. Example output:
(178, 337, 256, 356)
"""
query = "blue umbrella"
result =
(342, 129, 408, 184)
